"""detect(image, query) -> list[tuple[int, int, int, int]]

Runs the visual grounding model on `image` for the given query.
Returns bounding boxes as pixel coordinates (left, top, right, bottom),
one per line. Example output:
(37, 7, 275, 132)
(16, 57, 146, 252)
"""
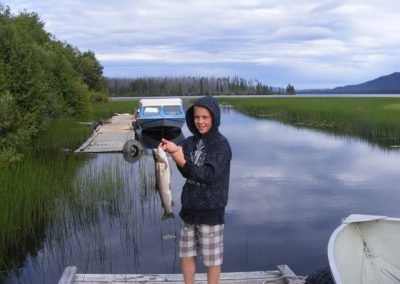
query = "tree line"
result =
(0, 5, 107, 163)
(107, 76, 296, 97)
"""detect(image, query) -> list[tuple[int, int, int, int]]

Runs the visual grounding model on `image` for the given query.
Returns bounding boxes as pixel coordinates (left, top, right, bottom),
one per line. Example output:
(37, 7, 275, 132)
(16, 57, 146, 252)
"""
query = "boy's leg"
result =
(181, 256, 196, 284)
(207, 265, 221, 284)
(179, 221, 197, 284)
(198, 224, 224, 284)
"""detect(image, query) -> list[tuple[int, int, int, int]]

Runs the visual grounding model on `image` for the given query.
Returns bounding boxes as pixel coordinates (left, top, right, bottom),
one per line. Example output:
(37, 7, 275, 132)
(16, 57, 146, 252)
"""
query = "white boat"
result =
(328, 214, 400, 284)
(135, 98, 185, 131)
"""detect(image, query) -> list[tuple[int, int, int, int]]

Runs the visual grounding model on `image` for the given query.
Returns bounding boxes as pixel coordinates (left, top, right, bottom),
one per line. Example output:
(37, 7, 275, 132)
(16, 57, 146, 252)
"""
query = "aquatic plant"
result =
(0, 100, 138, 279)
(219, 97, 400, 148)
(87, 101, 138, 121)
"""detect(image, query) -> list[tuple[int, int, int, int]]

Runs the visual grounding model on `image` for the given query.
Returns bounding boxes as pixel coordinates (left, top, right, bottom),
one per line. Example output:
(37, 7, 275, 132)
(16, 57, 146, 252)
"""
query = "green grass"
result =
(0, 153, 85, 271)
(0, 100, 139, 275)
(219, 97, 400, 148)
(87, 100, 138, 121)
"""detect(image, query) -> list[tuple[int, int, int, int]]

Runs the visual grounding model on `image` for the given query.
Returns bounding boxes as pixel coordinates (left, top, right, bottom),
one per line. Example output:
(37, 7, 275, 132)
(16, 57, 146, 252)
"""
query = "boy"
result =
(160, 96, 232, 284)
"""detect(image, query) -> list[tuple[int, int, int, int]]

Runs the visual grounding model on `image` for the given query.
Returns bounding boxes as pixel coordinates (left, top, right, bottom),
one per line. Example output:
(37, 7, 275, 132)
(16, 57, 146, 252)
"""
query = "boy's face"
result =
(193, 106, 213, 135)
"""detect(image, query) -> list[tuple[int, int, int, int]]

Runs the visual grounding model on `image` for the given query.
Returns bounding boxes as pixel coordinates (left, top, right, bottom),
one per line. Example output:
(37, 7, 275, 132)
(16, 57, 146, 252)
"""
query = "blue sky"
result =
(4, 0, 400, 89)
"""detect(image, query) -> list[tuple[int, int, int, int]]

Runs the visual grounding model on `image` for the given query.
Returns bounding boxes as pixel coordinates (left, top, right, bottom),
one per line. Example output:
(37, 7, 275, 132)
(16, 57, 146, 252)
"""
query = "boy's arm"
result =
(170, 146, 186, 168)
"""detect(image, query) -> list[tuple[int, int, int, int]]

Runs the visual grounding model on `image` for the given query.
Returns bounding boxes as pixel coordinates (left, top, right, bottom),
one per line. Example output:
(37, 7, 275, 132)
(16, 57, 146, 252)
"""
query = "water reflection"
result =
(4, 106, 400, 282)
(221, 107, 400, 274)
(5, 153, 182, 283)
(240, 109, 400, 151)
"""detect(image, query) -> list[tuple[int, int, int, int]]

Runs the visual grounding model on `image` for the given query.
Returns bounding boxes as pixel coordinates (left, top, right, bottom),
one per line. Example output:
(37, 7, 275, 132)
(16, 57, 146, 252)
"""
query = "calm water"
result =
(5, 107, 400, 283)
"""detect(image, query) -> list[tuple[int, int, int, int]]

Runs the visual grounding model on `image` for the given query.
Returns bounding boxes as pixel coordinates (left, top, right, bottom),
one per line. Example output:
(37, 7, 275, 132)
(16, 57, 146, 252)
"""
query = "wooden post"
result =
(58, 266, 77, 284)
(277, 265, 305, 284)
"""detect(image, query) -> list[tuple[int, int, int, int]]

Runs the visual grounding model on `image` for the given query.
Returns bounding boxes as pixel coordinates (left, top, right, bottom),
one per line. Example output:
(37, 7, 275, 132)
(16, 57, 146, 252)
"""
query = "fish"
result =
(153, 146, 175, 220)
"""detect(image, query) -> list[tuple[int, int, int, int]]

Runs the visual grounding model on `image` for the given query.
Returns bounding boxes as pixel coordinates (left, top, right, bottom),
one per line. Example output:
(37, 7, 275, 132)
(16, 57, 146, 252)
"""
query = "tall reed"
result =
(0, 100, 138, 276)
(87, 101, 138, 121)
(219, 97, 400, 147)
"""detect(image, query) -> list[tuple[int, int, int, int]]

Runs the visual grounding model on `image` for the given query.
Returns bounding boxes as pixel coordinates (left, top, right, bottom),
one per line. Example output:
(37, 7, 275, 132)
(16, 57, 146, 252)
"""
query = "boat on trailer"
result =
(328, 214, 400, 284)
(134, 98, 185, 131)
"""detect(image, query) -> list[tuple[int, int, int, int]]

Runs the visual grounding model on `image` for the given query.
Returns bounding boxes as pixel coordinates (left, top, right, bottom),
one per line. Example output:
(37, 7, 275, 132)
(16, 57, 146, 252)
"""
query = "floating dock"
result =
(59, 265, 306, 284)
(75, 114, 136, 153)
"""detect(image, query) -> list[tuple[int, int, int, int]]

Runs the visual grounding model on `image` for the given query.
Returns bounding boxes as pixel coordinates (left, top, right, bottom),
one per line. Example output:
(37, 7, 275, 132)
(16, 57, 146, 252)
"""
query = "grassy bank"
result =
(219, 97, 400, 148)
(0, 100, 138, 275)
(87, 100, 138, 121)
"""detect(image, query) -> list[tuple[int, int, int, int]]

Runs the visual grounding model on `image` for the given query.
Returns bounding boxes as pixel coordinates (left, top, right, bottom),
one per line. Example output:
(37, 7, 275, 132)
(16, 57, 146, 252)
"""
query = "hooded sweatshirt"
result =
(177, 96, 232, 225)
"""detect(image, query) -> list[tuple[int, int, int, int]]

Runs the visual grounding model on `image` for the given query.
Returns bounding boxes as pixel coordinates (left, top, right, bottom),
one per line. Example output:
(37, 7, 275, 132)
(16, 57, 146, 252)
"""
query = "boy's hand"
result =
(160, 138, 186, 167)
(160, 138, 179, 154)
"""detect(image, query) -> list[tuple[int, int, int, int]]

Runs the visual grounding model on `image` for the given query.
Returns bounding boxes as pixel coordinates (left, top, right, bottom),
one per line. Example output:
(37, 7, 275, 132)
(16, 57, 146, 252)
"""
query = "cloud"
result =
(6, 0, 400, 88)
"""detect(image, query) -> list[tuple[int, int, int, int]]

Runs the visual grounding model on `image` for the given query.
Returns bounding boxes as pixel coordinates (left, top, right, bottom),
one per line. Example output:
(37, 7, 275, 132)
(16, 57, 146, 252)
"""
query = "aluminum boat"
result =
(135, 98, 185, 131)
(328, 214, 400, 284)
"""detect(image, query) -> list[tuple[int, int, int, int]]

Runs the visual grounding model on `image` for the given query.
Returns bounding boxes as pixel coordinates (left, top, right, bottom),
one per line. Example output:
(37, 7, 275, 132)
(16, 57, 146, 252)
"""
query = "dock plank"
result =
(58, 266, 77, 284)
(63, 266, 305, 284)
(277, 265, 306, 284)
(76, 114, 136, 153)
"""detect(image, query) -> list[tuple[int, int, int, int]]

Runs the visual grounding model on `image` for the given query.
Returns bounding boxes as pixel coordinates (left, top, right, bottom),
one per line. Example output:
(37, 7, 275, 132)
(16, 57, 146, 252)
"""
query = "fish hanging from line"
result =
(153, 146, 175, 220)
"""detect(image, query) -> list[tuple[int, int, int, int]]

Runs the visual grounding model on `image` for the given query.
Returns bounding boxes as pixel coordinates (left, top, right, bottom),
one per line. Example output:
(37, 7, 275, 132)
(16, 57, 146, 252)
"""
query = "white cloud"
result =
(6, 0, 400, 88)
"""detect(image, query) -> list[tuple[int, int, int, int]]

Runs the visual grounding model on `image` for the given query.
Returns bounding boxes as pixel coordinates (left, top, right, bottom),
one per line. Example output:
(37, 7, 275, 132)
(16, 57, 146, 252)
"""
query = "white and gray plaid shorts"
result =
(179, 221, 224, 266)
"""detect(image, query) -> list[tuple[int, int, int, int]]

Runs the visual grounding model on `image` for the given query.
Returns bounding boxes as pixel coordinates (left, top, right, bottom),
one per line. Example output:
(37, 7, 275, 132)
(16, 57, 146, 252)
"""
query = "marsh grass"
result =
(87, 101, 138, 121)
(138, 155, 157, 202)
(35, 118, 92, 152)
(0, 153, 84, 274)
(220, 97, 400, 148)
(0, 100, 139, 277)
(71, 158, 125, 218)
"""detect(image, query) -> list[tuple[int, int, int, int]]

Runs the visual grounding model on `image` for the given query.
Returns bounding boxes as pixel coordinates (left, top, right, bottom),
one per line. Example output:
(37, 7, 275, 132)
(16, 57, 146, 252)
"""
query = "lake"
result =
(3, 106, 400, 283)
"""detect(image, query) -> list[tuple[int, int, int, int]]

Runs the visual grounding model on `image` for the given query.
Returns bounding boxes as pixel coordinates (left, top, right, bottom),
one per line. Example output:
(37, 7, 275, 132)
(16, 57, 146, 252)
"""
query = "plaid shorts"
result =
(179, 221, 224, 266)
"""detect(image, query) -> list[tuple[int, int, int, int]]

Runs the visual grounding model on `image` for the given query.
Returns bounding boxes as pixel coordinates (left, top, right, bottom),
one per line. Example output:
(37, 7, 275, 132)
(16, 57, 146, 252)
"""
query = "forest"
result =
(0, 5, 108, 163)
(107, 76, 296, 97)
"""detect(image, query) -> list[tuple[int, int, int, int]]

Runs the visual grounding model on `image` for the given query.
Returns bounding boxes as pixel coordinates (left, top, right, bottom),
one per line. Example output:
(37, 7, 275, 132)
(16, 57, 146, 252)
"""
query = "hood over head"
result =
(186, 96, 220, 137)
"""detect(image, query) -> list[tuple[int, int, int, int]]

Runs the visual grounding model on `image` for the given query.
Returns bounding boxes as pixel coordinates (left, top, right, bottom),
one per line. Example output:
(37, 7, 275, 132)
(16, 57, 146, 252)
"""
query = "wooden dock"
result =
(59, 265, 306, 284)
(75, 113, 136, 153)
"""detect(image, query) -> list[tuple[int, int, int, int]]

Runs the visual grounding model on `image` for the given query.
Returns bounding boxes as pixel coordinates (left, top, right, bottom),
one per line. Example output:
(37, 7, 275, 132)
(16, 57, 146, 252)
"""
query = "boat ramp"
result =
(59, 265, 306, 284)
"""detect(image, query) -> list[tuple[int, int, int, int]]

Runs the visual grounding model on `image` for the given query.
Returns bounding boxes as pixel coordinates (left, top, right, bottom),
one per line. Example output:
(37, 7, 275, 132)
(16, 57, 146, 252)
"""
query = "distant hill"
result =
(299, 72, 400, 94)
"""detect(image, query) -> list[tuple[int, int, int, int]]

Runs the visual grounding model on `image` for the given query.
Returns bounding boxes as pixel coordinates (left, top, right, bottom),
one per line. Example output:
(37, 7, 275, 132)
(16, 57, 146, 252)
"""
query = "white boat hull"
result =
(328, 214, 400, 284)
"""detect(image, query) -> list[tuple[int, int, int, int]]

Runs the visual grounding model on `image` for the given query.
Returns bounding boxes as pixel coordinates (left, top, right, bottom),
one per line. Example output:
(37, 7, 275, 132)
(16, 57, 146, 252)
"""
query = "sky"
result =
(4, 0, 400, 89)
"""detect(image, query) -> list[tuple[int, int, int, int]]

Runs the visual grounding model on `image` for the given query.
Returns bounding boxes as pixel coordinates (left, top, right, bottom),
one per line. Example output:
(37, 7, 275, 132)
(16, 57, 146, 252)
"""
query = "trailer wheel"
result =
(305, 267, 334, 284)
(123, 139, 143, 163)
